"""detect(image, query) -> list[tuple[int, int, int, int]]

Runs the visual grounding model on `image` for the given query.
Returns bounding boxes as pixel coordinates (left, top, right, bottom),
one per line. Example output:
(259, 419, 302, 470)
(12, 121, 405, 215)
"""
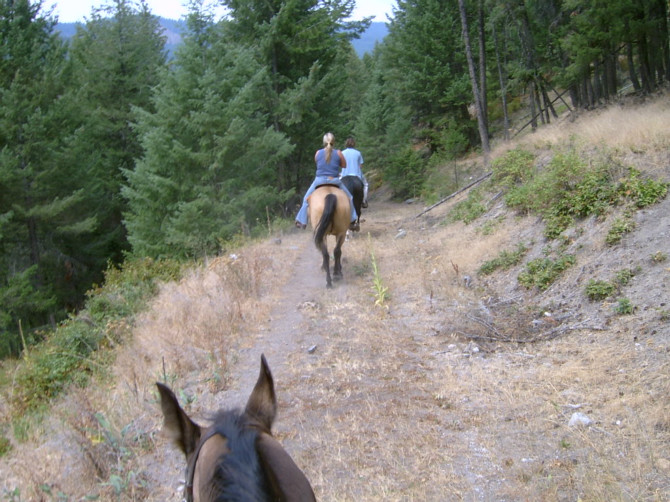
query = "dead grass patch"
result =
(492, 91, 670, 158)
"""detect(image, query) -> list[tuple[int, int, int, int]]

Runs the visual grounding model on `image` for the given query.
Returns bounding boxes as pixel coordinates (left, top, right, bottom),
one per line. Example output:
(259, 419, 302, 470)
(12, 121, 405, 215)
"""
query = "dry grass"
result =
(493, 92, 670, 172)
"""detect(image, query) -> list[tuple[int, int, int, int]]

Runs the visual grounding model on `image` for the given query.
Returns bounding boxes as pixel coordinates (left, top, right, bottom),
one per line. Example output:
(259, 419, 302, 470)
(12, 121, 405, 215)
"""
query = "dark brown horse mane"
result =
(204, 409, 273, 501)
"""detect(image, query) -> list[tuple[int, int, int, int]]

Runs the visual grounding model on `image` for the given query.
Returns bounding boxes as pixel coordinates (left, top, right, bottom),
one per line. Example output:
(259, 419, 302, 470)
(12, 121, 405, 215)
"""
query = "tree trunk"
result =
(569, 83, 579, 109)
(539, 80, 558, 119)
(477, 0, 488, 127)
(539, 86, 547, 124)
(458, 0, 490, 161)
(492, 22, 510, 140)
(588, 73, 597, 108)
(606, 51, 618, 100)
(637, 33, 653, 93)
(593, 61, 602, 104)
(648, 0, 669, 83)
(529, 81, 538, 129)
(627, 40, 641, 92)
(657, 0, 670, 82)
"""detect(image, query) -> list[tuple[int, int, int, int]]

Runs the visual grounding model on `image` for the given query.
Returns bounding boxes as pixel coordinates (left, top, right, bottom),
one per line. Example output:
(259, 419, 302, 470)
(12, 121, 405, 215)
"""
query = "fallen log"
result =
(415, 171, 492, 218)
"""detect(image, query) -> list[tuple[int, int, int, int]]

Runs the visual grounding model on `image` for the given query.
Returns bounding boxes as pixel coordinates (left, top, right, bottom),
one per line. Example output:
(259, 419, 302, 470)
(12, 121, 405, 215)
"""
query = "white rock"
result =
(568, 412, 593, 427)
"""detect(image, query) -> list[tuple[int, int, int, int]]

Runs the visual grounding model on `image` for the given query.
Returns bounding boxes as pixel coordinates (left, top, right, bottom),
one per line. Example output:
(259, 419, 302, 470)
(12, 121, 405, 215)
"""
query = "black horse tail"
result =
(314, 193, 337, 249)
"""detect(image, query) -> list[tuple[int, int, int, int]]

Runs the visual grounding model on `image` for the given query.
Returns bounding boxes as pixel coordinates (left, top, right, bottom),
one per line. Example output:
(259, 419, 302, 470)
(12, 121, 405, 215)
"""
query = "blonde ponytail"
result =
(323, 132, 335, 163)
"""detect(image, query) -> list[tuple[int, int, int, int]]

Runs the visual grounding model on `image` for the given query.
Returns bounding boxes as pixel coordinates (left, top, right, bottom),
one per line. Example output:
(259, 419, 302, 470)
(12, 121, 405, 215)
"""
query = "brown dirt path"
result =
(217, 230, 339, 412)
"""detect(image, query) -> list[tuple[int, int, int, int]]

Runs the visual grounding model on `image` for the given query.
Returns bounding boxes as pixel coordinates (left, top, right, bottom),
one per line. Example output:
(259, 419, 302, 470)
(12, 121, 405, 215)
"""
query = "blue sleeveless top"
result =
(315, 148, 342, 177)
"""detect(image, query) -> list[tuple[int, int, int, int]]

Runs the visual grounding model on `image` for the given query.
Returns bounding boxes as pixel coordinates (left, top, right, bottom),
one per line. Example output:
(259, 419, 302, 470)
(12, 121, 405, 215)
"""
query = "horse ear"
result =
(244, 354, 277, 431)
(156, 382, 202, 457)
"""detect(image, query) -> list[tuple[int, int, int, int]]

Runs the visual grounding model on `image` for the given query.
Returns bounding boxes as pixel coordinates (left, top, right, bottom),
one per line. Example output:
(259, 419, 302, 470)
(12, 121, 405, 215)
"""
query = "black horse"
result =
(341, 175, 364, 231)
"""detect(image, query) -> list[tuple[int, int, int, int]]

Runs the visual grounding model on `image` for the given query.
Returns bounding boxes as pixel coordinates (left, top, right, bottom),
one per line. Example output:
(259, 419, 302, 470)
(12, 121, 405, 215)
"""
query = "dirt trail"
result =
(220, 233, 332, 411)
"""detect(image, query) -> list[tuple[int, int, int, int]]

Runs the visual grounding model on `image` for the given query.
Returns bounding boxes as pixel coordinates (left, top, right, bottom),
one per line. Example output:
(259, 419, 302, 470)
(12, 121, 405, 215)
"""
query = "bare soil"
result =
(1, 100, 669, 501)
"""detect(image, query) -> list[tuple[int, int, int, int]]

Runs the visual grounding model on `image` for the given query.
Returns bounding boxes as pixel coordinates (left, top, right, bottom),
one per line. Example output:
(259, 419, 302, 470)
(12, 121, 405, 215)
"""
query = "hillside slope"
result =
(1, 94, 669, 500)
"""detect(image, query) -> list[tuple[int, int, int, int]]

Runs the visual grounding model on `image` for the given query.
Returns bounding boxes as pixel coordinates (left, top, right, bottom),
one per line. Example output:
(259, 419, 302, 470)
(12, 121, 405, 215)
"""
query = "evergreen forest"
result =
(1, 0, 669, 358)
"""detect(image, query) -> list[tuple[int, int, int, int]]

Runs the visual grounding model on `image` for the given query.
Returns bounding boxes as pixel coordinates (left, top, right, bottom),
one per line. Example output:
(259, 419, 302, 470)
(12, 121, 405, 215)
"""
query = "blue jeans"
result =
(296, 176, 358, 225)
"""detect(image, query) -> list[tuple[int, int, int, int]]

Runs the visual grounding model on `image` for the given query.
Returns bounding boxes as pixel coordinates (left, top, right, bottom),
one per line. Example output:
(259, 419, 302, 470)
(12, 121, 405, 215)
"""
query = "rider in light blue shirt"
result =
(340, 137, 368, 208)
(295, 132, 358, 229)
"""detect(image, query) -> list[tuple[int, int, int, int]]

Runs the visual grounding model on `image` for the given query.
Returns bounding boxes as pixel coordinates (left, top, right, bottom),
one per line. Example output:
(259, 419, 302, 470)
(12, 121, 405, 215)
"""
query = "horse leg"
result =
(333, 235, 345, 280)
(320, 240, 332, 288)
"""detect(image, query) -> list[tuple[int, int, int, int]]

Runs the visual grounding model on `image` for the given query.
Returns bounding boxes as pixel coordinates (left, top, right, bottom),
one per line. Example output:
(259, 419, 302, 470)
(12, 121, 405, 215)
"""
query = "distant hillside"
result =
(352, 22, 388, 56)
(54, 19, 388, 57)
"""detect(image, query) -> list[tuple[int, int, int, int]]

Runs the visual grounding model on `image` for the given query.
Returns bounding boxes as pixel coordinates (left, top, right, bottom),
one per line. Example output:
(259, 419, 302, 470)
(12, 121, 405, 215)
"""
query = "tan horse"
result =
(308, 185, 351, 288)
(157, 355, 315, 502)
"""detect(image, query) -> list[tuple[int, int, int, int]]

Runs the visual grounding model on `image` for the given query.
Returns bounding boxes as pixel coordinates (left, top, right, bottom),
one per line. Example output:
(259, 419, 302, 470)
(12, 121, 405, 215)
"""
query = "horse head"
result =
(157, 355, 316, 501)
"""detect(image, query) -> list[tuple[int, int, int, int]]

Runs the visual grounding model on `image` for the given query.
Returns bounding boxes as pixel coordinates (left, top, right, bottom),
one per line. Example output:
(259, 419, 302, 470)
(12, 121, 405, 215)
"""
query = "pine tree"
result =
(66, 0, 167, 265)
(0, 0, 88, 354)
(124, 7, 293, 258)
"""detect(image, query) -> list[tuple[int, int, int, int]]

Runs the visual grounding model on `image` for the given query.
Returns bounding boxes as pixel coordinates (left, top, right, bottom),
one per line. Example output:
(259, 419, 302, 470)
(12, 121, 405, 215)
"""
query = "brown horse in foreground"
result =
(157, 355, 315, 502)
(308, 184, 351, 288)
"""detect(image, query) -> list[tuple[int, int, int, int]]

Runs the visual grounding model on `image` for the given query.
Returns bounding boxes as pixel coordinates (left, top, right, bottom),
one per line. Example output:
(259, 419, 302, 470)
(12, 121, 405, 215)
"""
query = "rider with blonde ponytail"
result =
(295, 132, 358, 230)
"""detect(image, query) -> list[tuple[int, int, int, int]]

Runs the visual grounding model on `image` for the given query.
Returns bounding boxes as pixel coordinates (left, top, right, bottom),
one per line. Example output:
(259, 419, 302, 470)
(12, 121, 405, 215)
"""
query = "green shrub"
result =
(448, 189, 487, 224)
(560, 168, 618, 218)
(614, 298, 634, 315)
(585, 280, 616, 301)
(606, 214, 636, 246)
(615, 268, 635, 286)
(651, 251, 667, 263)
(618, 168, 669, 207)
(492, 148, 536, 189)
(12, 321, 103, 412)
(491, 148, 667, 241)
(518, 253, 576, 290)
(503, 151, 586, 215)
(0, 433, 11, 457)
(542, 211, 574, 240)
(479, 244, 528, 275)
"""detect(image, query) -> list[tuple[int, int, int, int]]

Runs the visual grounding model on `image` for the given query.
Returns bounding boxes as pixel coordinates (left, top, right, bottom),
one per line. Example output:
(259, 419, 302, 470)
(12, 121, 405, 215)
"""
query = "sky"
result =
(43, 0, 396, 23)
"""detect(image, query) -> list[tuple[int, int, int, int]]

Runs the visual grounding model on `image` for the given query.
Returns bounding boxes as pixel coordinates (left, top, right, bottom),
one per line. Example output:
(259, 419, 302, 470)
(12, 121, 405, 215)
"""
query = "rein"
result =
(184, 428, 221, 502)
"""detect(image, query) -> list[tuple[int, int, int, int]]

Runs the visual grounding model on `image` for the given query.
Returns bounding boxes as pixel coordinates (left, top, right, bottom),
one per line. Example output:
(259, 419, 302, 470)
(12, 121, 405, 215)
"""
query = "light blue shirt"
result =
(341, 148, 364, 179)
